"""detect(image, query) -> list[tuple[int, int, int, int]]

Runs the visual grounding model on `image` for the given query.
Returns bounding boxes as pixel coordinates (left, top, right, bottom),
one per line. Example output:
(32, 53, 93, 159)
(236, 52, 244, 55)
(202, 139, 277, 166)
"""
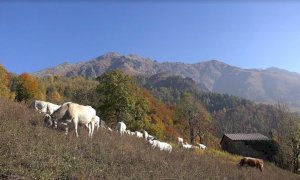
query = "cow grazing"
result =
(33, 100, 49, 114)
(43, 114, 53, 127)
(198, 143, 207, 150)
(115, 121, 126, 135)
(49, 103, 96, 137)
(238, 157, 264, 172)
(182, 142, 193, 149)
(148, 139, 172, 153)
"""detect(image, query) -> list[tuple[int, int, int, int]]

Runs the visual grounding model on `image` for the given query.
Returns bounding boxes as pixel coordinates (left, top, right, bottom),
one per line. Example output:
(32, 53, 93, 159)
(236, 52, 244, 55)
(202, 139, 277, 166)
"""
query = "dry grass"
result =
(0, 99, 299, 179)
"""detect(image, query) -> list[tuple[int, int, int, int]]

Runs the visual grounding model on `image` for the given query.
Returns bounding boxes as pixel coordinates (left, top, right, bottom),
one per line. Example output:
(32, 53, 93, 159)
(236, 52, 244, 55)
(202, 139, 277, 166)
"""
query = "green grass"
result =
(0, 99, 299, 179)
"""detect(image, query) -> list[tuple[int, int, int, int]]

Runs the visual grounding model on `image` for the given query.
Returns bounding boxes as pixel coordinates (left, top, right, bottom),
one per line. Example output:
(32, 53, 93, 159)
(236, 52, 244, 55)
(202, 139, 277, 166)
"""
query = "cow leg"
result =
(87, 123, 91, 137)
(85, 123, 92, 137)
(73, 117, 79, 137)
(90, 121, 95, 138)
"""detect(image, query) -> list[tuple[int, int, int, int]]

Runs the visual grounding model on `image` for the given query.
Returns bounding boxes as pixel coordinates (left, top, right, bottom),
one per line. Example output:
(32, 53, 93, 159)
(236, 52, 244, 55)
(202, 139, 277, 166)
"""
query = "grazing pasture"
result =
(0, 99, 299, 179)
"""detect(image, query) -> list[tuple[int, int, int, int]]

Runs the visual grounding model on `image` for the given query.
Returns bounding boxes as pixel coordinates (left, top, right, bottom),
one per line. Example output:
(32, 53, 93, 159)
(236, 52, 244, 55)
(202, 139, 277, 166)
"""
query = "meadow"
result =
(0, 99, 299, 179)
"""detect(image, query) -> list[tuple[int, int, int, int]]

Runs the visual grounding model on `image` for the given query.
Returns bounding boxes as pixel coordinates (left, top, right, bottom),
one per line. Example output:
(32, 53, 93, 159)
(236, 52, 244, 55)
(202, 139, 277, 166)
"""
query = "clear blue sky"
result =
(1, 1, 300, 74)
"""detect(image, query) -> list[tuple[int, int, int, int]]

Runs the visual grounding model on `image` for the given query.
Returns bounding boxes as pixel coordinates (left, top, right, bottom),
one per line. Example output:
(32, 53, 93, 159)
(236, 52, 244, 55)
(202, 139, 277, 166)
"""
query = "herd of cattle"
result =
(32, 100, 264, 172)
(32, 100, 206, 153)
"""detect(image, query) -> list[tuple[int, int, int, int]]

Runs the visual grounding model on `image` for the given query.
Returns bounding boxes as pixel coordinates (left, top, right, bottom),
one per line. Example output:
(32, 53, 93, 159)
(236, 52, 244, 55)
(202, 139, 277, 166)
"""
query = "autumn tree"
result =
(175, 93, 211, 144)
(272, 104, 300, 172)
(47, 90, 61, 103)
(15, 73, 39, 102)
(0, 65, 12, 99)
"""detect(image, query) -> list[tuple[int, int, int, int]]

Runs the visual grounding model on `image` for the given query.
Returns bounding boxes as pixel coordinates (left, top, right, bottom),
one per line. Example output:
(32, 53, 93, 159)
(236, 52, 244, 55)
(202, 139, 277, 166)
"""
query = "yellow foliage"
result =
(0, 64, 11, 99)
(48, 91, 61, 103)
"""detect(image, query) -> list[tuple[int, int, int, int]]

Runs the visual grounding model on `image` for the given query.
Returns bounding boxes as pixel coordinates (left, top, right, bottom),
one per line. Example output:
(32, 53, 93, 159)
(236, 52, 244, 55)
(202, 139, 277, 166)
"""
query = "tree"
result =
(291, 120, 300, 173)
(96, 70, 149, 130)
(0, 64, 12, 99)
(175, 93, 211, 144)
(15, 73, 39, 102)
(272, 104, 300, 172)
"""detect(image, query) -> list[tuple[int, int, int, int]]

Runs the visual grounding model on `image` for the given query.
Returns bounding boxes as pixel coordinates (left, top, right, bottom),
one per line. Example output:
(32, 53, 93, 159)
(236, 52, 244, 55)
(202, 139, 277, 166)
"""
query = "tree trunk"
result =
(189, 118, 195, 144)
(190, 128, 194, 144)
(116, 109, 120, 123)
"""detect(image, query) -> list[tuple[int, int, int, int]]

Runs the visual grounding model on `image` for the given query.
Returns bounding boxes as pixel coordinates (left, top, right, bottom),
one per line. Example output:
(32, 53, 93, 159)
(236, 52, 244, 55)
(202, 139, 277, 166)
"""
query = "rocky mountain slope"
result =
(33, 52, 300, 111)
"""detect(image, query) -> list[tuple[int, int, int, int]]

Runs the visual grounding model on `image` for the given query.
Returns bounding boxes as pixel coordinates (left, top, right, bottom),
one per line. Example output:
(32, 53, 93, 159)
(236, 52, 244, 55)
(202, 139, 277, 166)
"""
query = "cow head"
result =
(43, 114, 53, 127)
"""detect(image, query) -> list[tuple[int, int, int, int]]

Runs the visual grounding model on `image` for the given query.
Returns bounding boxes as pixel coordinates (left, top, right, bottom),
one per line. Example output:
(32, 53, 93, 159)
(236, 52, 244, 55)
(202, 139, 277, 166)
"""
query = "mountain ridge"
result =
(33, 52, 300, 111)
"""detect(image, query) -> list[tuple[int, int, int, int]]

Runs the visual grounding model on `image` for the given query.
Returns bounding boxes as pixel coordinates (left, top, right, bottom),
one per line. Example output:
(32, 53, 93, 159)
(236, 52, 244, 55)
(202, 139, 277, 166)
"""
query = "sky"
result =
(1, 1, 300, 74)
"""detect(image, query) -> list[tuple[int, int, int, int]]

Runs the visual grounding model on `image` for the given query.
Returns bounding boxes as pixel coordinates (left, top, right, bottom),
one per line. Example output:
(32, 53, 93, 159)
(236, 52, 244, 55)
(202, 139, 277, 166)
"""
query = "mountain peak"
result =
(99, 52, 121, 59)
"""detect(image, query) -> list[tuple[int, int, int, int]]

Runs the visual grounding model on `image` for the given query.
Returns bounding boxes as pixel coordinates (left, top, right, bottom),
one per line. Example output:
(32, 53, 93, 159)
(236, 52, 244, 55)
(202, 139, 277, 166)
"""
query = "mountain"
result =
(33, 52, 300, 111)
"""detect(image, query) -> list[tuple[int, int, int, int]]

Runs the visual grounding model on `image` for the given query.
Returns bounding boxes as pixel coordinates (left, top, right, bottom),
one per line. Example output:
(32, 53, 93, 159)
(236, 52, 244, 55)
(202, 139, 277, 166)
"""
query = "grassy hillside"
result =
(0, 99, 299, 179)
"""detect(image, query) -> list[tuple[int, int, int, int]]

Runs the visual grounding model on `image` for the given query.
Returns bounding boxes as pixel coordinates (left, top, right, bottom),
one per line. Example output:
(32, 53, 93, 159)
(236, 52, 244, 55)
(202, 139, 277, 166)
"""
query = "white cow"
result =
(48, 103, 96, 137)
(135, 131, 143, 138)
(198, 143, 207, 150)
(148, 139, 172, 153)
(115, 122, 126, 135)
(46, 102, 61, 115)
(182, 142, 193, 149)
(33, 100, 49, 114)
(177, 137, 184, 144)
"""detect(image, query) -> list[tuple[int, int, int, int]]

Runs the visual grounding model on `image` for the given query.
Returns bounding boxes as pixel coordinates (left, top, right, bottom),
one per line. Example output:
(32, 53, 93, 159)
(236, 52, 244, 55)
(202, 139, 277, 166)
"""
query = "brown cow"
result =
(238, 157, 264, 172)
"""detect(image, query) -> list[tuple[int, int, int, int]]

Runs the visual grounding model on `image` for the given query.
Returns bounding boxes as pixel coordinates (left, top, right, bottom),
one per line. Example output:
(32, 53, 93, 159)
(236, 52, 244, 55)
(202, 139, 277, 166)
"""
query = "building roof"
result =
(220, 133, 270, 144)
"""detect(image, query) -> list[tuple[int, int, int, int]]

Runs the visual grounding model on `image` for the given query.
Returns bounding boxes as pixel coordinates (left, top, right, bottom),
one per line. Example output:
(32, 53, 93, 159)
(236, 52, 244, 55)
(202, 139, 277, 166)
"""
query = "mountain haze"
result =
(34, 52, 300, 111)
